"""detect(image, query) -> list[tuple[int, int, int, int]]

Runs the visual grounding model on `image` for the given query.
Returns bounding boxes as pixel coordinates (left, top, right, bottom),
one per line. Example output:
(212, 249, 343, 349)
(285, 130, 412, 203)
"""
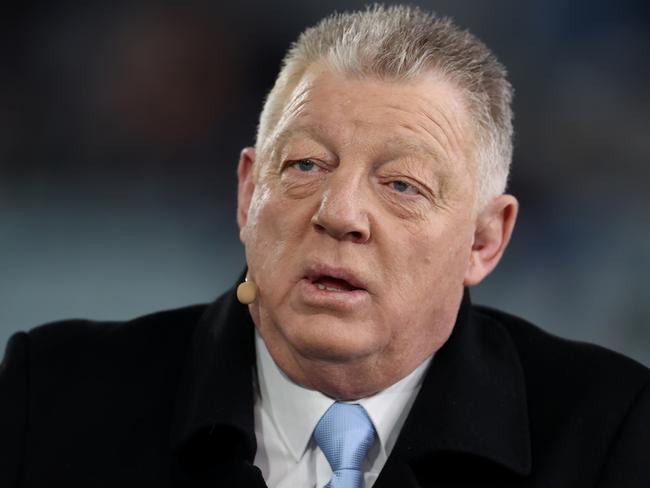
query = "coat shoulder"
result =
(0, 302, 215, 486)
(27, 303, 208, 357)
(474, 305, 649, 382)
(10, 303, 211, 392)
(473, 304, 650, 418)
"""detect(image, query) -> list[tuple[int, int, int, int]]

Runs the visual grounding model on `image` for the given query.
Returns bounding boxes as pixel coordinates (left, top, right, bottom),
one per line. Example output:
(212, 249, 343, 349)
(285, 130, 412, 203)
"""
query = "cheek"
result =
(386, 221, 473, 300)
(243, 188, 280, 272)
(244, 184, 273, 232)
(378, 224, 473, 348)
(243, 188, 313, 284)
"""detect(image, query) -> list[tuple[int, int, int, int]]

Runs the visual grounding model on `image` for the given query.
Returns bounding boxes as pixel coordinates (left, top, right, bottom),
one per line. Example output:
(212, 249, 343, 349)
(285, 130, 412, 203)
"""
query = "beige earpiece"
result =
(236, 279, 258, 305)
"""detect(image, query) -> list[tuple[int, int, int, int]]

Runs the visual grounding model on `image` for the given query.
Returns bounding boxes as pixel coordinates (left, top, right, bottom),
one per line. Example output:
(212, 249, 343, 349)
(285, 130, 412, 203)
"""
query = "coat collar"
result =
(170, 284, 531, 486)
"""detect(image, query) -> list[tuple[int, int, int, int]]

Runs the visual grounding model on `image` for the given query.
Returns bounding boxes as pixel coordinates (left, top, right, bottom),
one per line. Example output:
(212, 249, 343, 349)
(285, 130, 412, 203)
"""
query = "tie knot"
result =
(313, 402, 377, 486)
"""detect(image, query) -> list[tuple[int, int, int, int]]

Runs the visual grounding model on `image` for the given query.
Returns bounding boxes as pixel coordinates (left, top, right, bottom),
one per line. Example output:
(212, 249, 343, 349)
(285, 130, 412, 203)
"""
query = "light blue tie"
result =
(313, 402, 377, 488)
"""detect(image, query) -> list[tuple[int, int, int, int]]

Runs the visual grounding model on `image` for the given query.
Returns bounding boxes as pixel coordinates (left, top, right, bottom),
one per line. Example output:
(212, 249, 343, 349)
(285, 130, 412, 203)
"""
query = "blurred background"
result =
(1, 0, 649, 366)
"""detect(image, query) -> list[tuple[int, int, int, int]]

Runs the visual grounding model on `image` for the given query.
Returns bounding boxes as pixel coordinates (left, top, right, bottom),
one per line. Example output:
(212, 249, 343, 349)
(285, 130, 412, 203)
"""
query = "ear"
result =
(463, 194, 518, 286)
(237, 147, 257, 237)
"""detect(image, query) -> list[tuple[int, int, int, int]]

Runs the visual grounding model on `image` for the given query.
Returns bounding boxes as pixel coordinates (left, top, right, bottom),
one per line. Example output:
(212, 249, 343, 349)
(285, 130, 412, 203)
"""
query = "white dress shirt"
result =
(253, 331, 433, 488)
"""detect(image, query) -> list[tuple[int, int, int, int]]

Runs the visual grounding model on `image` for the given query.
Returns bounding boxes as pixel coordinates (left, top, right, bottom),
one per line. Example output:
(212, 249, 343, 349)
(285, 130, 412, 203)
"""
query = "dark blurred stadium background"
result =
(2, 1, 649, 366)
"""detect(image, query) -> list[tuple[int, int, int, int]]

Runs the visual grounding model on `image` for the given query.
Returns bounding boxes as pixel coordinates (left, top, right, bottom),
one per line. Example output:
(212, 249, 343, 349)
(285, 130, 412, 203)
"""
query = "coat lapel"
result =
(169, 281, 267, 487)
(375, 291, 532, 487)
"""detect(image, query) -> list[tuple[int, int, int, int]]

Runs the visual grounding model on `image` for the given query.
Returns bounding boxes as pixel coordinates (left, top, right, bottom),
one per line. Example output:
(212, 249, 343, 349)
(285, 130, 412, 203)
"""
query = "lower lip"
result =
(296, 278, 369, 310)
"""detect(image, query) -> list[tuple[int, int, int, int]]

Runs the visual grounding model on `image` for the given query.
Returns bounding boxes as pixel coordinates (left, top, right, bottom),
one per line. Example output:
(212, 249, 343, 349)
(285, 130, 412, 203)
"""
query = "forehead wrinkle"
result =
(374, 100, 455, 165)
(417, 106, 464, 159)
(436, 104, 466, 151)
(282, 93, 310, 127)
(408, 120, 452, 165)
(269, 79, 314, 144)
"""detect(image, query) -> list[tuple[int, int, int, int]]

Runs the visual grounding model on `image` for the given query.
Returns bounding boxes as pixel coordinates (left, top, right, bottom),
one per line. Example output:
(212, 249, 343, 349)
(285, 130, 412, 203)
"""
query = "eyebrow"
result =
(380, 135, 452, 170)
(273, 125, 331, 153)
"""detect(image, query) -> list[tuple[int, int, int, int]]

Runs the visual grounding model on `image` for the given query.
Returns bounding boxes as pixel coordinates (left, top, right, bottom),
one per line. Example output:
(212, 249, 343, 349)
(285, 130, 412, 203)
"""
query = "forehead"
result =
(269, 66, 472, 169)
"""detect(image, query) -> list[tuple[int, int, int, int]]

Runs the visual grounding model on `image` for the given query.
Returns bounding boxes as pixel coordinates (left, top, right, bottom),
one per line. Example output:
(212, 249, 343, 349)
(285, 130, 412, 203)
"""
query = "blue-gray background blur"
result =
(2, 1, 649, 366)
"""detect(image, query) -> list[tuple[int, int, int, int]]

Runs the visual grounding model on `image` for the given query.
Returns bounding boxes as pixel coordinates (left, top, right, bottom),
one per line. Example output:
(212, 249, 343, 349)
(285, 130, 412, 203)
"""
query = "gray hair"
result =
(256, 5, 514, 209)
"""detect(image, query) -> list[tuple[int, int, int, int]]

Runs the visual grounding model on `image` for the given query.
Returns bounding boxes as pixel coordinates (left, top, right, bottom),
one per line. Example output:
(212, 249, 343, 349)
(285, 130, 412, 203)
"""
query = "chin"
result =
(283, 313, 385, 363)
(314, 380, 381, 402)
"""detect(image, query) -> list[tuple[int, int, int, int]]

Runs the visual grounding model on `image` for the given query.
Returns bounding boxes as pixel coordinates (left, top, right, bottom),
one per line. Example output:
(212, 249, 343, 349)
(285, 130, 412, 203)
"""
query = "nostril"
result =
(311, 206, 370, 242)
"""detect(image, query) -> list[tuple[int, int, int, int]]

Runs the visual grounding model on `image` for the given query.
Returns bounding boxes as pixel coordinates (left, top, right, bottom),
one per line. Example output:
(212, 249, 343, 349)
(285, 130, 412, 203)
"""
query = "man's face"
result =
(238, 66, 481, 399)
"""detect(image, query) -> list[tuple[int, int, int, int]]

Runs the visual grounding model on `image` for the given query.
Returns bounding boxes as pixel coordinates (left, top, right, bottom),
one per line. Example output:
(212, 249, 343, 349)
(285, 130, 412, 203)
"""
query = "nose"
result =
(311, 171, 371, 243)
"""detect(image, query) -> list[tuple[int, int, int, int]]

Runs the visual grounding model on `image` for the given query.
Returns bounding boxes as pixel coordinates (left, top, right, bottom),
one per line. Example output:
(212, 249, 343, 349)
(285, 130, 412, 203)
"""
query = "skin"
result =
(237, 65, 518, 400)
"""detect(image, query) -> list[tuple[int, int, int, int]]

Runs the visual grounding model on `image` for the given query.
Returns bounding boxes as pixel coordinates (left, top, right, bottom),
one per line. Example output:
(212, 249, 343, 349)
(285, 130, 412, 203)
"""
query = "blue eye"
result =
(295, 159, 316, 172)
(390, 180, 419, 195)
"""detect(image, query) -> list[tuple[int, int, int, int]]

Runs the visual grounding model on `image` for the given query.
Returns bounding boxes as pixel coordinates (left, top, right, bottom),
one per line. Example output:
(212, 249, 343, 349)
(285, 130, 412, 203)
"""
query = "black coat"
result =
(1, 284, 649, 487)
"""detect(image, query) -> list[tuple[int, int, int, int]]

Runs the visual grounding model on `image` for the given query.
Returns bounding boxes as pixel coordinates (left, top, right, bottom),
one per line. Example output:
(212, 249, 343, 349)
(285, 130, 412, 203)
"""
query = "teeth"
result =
(316, 283, 343, 292)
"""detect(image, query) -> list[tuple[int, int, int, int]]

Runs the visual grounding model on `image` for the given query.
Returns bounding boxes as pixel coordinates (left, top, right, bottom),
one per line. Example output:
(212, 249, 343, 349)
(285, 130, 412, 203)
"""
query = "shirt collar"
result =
(255, 331, 432, 461)
(356, 354, 432, 457)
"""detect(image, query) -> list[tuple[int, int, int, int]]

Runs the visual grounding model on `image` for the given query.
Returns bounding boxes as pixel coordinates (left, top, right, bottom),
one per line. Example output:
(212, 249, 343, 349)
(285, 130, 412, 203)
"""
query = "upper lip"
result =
(303, 263, 368, 291)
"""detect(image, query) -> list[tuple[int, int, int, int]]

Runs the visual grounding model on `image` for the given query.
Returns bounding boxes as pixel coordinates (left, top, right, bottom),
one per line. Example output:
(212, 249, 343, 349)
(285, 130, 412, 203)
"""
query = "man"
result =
(1, 5, 648, 487)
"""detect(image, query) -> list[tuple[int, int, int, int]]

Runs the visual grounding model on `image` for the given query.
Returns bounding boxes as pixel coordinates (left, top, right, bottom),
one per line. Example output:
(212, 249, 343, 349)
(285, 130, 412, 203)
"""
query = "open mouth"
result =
(312, 276, 358, 292)
(299, 265, 369, 308)
(304, 266, 367, 294)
